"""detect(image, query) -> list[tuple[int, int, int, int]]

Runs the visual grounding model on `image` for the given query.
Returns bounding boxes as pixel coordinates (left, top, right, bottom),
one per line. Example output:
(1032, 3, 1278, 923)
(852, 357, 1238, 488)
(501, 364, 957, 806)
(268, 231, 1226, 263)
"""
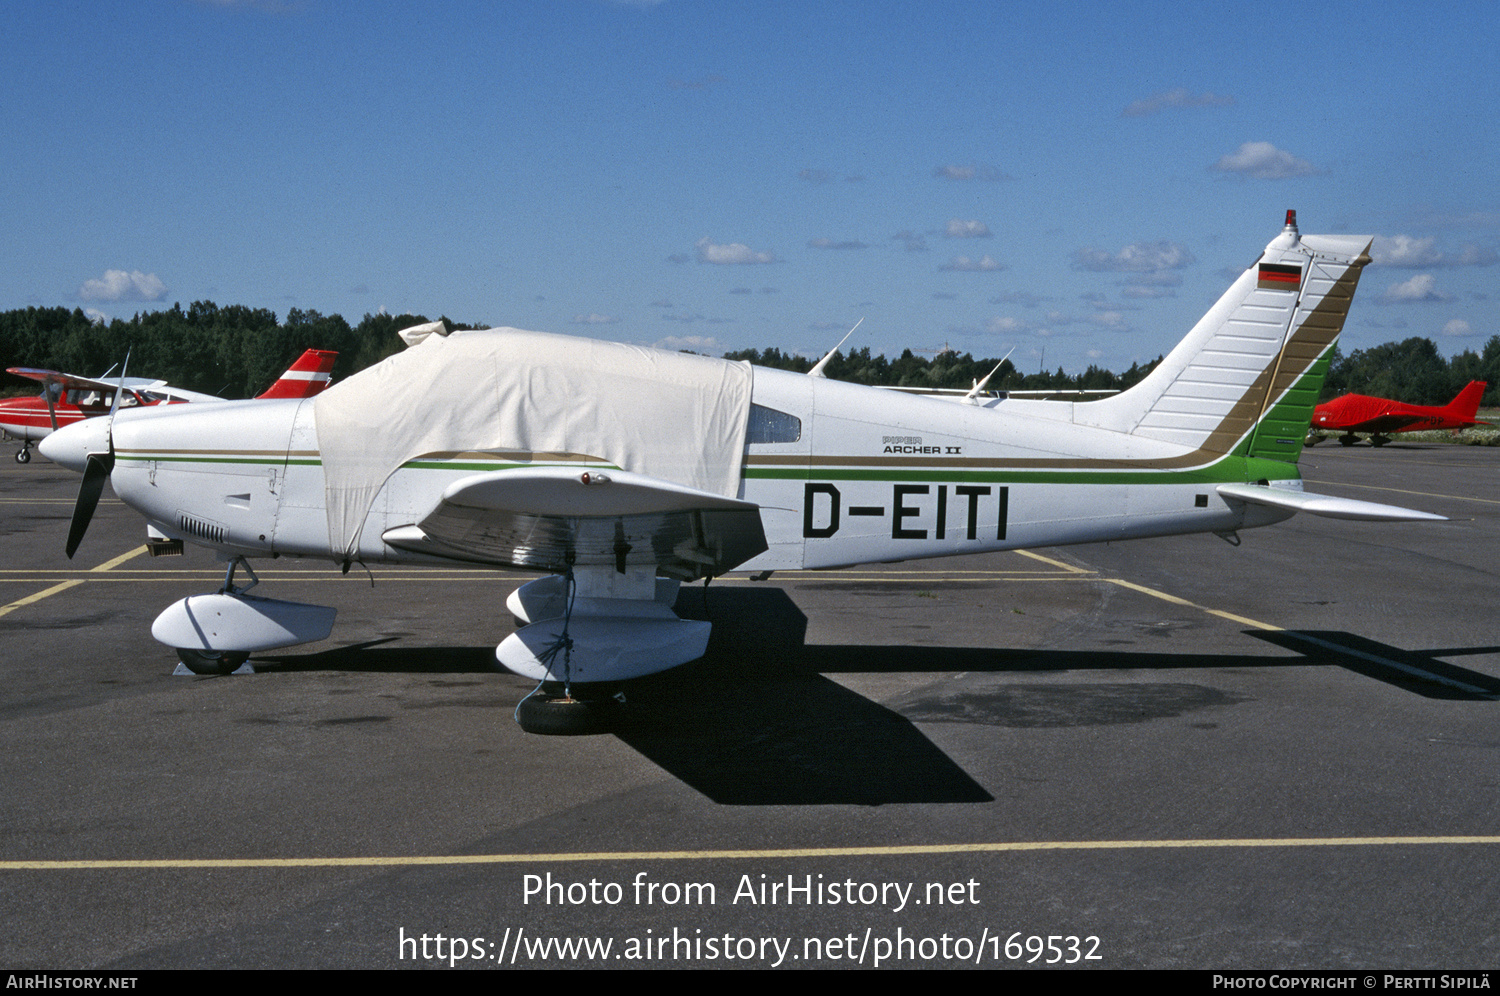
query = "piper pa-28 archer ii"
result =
(1, 349, 338, 464)
(42, 212, 1446, 733)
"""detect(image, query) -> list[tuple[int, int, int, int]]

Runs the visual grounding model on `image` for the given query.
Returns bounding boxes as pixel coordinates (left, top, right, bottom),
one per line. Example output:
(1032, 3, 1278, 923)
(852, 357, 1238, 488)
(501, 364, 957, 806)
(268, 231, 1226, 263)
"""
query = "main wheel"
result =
(1370, 435, 1388, 447)
(15, 448, 29, 464)
(1338, 435, 1356, 447)
(515, 693, 613, 735)
(176, 648, 249, 675)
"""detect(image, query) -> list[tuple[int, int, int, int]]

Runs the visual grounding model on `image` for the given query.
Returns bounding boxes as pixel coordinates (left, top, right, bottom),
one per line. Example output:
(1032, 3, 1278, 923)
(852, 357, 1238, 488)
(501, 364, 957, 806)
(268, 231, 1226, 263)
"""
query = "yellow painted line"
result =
(6, 835, 1500, 870)
(1095, 565, 1496, 697)
(759, 571, 1080, 581)
(0, 546, 146, 618)
(1304, 479, 1500, 507)
(89, 546, 147, 572)
(1011, 549, 1089, 573)
(0, 580, 85, 618)
(1103, 578, 1279, 631)
(0, 498, 124, 505)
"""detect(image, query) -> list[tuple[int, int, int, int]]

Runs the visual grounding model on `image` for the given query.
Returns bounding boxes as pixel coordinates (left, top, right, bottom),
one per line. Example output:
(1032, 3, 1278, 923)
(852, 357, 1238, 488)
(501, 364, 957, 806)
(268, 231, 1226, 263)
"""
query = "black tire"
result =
(1370, 435, 1388, 447)
(515, 693, 612, 735)
(176, 648, 249, 675)
(15, 448, 29, 464)
(1338, 435, 1356, 447)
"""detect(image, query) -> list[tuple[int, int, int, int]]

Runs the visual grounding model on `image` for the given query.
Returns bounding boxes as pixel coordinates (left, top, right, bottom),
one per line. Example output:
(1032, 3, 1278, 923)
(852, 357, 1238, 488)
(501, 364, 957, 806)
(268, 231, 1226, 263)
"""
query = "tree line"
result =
(1, 303, 1495, 407)
(0, 303, 461, 399)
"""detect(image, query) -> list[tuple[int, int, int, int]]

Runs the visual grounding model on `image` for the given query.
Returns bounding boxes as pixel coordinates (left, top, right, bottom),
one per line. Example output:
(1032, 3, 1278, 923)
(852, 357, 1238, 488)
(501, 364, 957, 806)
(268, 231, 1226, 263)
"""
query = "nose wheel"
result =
(15, 445, 30, 464)
(176, 648, 249, 675)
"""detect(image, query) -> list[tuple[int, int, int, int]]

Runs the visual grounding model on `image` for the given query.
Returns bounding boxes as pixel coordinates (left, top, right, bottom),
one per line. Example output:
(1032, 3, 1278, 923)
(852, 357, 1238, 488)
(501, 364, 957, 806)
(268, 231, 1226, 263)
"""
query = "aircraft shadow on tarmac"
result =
(250, 587, 1499, 805)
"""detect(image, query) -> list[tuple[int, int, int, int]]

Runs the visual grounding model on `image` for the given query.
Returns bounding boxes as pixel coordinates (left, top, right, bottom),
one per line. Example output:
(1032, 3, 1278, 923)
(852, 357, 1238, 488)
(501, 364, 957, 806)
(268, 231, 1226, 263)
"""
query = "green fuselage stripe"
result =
(116, 453, 1299, 486)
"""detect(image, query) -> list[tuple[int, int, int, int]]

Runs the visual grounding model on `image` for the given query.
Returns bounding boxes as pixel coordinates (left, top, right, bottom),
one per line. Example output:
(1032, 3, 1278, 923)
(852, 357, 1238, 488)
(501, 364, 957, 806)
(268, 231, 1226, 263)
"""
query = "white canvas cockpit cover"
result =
(312, 328, 754, 560)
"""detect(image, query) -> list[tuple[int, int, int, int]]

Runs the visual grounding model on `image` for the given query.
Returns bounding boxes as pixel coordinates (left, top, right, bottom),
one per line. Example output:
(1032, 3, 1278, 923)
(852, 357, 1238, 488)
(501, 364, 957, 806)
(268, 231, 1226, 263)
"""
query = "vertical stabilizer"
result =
(256, 349, 338, 400)
(1445, 380, 1488, 422)
(1076, 211, 1371, 465)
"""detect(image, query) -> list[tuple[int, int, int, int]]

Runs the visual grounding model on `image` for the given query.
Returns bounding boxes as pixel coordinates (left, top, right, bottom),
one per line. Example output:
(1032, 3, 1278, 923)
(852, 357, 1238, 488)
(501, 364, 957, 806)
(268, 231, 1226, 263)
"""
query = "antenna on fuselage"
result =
(964, 346, 1015, 404)
(808, 317, 863, 378)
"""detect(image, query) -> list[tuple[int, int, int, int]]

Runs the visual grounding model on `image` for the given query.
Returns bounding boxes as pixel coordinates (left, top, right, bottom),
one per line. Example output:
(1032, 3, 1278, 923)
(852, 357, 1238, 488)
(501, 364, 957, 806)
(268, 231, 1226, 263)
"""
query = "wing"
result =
(1217, 483, 1445, 522)
(4, 367, 172, 395)
(381, 467, 768, 580)
(1336, 414, 1424, 434)
(5, 367, 105, 391)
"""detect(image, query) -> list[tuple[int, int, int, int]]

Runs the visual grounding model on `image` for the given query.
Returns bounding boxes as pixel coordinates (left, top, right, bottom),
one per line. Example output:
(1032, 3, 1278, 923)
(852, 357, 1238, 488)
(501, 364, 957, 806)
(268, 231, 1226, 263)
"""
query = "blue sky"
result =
(3, 0, 1496, 374)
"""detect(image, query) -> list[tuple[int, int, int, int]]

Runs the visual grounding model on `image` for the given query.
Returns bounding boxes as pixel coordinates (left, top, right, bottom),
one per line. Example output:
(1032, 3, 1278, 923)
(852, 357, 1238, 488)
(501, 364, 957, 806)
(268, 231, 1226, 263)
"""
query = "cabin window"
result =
(747, 404, 801, 444)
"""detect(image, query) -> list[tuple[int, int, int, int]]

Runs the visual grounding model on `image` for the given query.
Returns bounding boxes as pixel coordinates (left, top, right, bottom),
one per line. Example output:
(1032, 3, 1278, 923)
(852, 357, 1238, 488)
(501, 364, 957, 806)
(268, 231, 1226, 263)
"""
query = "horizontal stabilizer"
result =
(384, 466, 768, 579)
(1216, 483, 1446, 522)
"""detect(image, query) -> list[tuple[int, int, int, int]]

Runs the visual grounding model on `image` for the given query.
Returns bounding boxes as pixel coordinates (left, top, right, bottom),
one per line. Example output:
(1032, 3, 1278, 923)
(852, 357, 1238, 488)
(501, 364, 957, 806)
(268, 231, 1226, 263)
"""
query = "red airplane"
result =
(0, 349, 337, 463)
(1310, 380, 1490, 446)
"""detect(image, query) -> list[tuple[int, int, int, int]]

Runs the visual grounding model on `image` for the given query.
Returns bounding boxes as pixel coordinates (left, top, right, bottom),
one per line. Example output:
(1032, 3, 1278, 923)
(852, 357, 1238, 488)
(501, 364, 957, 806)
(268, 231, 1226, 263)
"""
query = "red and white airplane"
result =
(0, 349, 337, 463)
(1310, 380, 1490, 446)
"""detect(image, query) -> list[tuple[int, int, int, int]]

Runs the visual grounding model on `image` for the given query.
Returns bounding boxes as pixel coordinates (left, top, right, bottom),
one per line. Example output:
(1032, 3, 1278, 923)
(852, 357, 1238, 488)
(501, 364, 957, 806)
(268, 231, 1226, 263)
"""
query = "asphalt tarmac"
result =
(1, 441, 1496, 969)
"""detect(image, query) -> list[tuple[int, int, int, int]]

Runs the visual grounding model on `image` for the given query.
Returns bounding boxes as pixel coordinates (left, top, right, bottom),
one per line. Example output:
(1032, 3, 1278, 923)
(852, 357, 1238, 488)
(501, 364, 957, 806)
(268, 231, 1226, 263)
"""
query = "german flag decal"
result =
(1258, 262, 1302, 291)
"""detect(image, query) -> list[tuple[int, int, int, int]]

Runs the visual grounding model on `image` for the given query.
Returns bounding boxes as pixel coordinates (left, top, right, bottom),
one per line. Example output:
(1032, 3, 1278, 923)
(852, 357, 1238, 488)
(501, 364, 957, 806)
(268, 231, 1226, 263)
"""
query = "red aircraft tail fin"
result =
(255, 350, 338, 399)
(1443, 380, 1487, 422)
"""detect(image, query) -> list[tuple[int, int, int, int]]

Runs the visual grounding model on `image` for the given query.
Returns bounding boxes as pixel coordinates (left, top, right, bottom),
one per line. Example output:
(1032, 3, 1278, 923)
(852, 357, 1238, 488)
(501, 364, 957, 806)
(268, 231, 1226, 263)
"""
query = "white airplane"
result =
(41, 212, 1444, 733)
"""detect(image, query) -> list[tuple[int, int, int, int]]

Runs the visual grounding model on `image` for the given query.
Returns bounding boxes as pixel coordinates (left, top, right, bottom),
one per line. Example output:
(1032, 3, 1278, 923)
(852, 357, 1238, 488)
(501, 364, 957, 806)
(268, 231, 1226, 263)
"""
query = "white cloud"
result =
(808, 237, 868, 250)
(695, 237, 776, 264)
(1073, 241, 1194, 273)
(1122, 88, 1234, 117)
(571, 313, 618, 324)
(945, 219, 992, 239)
(1442, 319, 1474, 337)
(1379, 273, 1449, 303)
(991, 291, 1045, 308)
(1209, 141, 1319, 179)
(1121, 285, 1175, 299)
(1414, 210, 1500, 229)
(933, 164, 1012, 182)
(941, 255, 1004, 272)
(1372, 234, 1441, 267)
(1371, 234, 1498, 268)
(986, 316, 1031, 334)
(655, 334, 722, 352)
(77, 269, 168, 302)
(83, 308, 108, 325)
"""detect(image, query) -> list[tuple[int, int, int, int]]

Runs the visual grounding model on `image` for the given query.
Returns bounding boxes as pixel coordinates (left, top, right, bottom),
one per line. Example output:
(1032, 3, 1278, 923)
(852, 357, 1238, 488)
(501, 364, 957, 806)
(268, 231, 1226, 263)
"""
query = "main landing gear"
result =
(14, 443, 31, 464)
(500, 569, 706, 735)
(515, 687, 619, 736)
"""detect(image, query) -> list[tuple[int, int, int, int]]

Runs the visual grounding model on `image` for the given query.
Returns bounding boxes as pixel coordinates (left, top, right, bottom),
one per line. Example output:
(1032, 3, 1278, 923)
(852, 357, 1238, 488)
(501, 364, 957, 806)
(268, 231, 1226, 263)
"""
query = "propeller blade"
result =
(109, 350, 131, 417)
(65, 349, 129, 557)
(65, 452, 113, 559)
